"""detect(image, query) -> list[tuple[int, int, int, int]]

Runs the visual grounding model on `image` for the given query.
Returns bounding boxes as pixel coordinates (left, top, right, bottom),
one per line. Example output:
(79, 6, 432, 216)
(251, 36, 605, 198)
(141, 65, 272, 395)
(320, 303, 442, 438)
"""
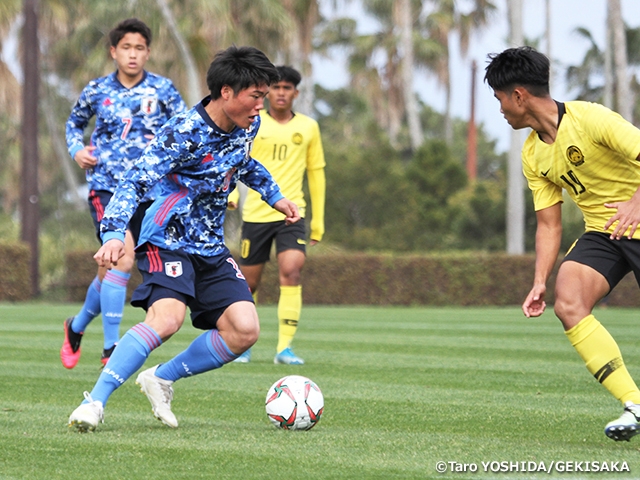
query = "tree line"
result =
(0, 0, 637, 292)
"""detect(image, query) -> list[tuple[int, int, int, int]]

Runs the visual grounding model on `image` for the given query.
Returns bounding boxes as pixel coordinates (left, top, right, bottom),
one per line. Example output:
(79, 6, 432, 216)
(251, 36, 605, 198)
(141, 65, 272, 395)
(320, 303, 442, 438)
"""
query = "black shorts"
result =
(131, 243, 254, 330)
(563, 231, 640, 291)
(88, 189, 150, 244)
(238, 219, 307, 265)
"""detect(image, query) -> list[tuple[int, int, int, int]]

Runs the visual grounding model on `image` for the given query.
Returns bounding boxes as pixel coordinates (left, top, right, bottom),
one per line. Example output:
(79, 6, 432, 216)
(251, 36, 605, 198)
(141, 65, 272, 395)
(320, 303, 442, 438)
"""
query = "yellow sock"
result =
(276, 285, 302, 353)
(565, 314, 640, 405)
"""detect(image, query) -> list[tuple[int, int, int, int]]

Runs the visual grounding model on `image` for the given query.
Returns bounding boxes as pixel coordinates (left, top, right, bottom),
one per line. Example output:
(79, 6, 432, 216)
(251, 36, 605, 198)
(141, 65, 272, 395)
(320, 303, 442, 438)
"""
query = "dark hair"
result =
(206, 46, 279, 99)
(109, 18, 152, 48)
(276, 65, 302, 87)
(484, 46, 549, 97)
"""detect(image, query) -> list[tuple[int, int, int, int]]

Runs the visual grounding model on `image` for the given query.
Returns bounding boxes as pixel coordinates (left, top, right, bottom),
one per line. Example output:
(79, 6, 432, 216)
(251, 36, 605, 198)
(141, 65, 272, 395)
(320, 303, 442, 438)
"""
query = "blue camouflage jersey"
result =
(66, 71, 186, 193)
(100, 97, 285, 257)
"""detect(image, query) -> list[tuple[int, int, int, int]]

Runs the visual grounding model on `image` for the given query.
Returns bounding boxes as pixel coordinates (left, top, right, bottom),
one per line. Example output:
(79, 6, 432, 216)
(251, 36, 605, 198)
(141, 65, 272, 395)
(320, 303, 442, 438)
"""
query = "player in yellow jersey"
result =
(229, 66, 325, 364)
(486, 46, 640, 442)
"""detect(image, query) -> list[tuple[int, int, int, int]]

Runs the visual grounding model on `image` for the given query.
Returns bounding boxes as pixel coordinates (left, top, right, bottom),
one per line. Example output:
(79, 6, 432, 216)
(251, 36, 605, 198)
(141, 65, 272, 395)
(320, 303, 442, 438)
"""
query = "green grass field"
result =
(1, 303, 639, 479)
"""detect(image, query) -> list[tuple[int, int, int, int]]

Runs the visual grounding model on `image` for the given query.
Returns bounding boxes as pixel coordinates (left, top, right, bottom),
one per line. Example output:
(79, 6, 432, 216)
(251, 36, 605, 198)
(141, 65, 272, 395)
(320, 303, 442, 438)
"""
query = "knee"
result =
(279, 269, 301, 285)
(146, 313, 184, 340)
(115, 252, 135, 274)
(553, 291, 588, 329)
(237, 322, 260, 350)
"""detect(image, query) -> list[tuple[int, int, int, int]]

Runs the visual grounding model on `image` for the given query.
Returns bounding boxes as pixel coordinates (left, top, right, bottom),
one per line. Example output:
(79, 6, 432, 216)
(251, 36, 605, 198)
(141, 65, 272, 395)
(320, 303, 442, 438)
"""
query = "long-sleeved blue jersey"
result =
(100, 97, 284, 257)
(66, 71, 186, 193)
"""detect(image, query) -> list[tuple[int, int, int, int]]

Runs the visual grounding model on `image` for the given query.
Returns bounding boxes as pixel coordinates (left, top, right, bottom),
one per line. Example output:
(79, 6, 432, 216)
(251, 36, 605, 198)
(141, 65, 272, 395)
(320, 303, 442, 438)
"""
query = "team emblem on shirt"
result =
(141, 96, 158, 115)
(566, 145, 585, 166)
(165, 261, 183, 278)
(292, 133, 303, 145)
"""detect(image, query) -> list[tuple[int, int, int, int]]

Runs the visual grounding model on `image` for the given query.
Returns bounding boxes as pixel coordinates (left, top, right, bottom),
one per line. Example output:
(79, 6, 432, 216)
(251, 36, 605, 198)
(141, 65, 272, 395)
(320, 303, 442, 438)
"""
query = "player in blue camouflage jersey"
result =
(68, 45, 300, 432)
(61, 18, 186, 370)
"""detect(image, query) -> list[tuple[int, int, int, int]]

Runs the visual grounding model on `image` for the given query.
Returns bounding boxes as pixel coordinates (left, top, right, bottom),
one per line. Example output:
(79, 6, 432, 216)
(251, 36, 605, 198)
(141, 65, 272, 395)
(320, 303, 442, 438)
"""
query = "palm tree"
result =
(316, 0, 441, 149)
(608, 0, 631, 120)
(422, 0, 496, 144)
(506, 0, 524, 255)
(397, 0, 423, 150)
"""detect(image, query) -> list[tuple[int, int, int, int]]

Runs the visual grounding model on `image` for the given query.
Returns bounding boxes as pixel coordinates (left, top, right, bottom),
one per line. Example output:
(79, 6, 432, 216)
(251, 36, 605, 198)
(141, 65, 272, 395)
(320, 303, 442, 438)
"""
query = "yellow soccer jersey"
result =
(522, 101, 640, 238)
(243, 111, 326, 240)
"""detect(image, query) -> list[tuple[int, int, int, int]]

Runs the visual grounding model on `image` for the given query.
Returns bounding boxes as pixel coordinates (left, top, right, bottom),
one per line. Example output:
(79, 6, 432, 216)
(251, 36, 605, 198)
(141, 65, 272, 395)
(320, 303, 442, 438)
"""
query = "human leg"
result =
(99, 229, 136, 362)
(555, 259, 640, 440)
(68, 297, 185, 432)
(557, 261, 640, 402)
(236, 221, 273, 362)
(157, 301, 257, 381)
(274, 239, 306, 363)
(60, 265, 105, 369)
(140, 300, 257, 426)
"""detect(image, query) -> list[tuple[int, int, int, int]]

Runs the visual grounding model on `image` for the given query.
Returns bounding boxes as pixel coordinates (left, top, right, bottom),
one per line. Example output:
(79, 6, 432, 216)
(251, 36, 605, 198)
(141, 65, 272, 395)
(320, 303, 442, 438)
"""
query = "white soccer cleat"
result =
(605, 401, 640, 441)
(135, 365, 178, 428)
(68, 391, 104, 433)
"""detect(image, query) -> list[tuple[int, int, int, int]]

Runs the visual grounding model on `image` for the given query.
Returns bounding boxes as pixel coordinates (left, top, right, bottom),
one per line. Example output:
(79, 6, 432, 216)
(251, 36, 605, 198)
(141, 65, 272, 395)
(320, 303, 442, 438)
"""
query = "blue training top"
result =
(100, 96, 284, 257)
(66, 70, 187, 193)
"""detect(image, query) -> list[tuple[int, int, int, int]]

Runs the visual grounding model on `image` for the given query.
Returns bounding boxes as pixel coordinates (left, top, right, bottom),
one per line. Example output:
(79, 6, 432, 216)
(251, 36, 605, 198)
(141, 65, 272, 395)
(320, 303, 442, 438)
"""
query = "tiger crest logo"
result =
(566, 145, 585, 166)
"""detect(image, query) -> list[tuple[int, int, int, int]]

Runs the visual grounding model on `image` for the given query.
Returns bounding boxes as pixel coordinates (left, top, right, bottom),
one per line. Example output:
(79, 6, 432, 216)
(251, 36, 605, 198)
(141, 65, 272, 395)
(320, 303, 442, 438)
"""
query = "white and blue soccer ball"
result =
(265, 375, 324, 430)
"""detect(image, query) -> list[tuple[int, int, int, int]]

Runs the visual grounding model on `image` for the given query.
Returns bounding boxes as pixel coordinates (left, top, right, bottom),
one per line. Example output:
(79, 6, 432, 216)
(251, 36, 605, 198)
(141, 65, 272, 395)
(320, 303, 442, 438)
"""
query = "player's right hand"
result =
(273, 198, 301, 225)
(74, 146, 98, 169)
(94, 239, 125, 268)
(522, 284, 547, 318)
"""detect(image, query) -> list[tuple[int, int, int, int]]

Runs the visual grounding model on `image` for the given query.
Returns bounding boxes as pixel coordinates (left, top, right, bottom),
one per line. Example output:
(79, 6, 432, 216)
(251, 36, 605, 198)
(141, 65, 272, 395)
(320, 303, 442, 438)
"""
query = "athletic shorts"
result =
(239, 219, 307, 265)
(131, 243, 254, 330)
(88, 189, 150, 244)
(563, 231, 640, 291)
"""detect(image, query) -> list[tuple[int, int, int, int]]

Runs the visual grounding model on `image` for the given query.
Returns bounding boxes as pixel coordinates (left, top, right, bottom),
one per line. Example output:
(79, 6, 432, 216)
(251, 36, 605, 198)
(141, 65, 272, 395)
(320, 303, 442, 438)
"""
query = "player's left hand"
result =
(273, 199, 301, 225)
(604, 193, 640, 239)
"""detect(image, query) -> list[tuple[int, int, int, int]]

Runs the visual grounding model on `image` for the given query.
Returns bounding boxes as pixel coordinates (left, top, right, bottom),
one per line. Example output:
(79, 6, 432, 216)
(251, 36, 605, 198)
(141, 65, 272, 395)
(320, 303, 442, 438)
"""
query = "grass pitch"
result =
(1, 303, 639, 479)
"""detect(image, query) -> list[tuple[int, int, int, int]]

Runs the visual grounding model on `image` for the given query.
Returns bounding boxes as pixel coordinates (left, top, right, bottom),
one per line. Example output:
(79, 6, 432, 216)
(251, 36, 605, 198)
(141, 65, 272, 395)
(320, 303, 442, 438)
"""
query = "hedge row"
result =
(0, 242, 32, 301)
(58, 249, 640, 307)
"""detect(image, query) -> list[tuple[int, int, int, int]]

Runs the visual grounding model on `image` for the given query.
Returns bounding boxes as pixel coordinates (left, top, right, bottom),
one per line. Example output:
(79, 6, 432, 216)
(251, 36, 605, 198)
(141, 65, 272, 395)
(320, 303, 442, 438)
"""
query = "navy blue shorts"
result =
(563, 231, 640, 291)
(131, 243, 254, 330)
(239, 219, 307, 265)
(88, 189, 150, 244)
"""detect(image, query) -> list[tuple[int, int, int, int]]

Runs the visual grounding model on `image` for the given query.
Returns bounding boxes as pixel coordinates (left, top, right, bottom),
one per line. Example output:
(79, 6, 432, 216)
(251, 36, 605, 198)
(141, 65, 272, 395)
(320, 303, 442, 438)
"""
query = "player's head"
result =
(206, 46, 279, 100)
(109, 18, 151, 80)
(267, 65, 301, 113)
(109, 18, 152, 48)
(276, 66, 302, 87)
(207, 46, 278, 130)
(484, 46, 549, 97)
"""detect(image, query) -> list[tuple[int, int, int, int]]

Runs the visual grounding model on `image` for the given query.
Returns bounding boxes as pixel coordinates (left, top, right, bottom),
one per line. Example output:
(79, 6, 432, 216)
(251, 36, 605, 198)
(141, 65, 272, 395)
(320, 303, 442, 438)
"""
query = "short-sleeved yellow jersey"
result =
(522, 101, 640, 237)
(242, 111, 326, 238)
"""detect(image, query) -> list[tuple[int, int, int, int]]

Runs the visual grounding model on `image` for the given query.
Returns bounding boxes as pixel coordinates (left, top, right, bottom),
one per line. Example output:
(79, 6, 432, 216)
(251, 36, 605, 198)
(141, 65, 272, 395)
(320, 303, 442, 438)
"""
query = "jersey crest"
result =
(566, 145, 585, 167)
(165, 261, 183, 278)
(141, 96, 158, 115)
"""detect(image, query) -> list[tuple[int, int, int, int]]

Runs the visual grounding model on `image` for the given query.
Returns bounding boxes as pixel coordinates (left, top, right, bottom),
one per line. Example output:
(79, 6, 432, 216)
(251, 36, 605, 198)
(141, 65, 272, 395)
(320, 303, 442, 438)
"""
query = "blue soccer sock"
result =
(100, 269, 130, 349)
(71, 276, 102, 333)
(86, 323, 162, 407)
(156, 330, 239, 381)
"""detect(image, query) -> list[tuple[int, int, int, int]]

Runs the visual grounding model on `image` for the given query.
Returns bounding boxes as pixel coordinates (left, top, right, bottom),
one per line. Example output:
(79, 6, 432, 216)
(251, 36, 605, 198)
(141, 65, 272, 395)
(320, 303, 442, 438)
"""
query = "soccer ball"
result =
(265, 375, 324, 430)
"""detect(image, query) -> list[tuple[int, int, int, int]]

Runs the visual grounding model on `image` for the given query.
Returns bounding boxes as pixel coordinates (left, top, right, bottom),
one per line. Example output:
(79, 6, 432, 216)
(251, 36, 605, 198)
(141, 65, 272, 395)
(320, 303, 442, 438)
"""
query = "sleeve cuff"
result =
(69, 144, 83, 160)
(101, 231, 125, 244)
(265, 191, 284, 207)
